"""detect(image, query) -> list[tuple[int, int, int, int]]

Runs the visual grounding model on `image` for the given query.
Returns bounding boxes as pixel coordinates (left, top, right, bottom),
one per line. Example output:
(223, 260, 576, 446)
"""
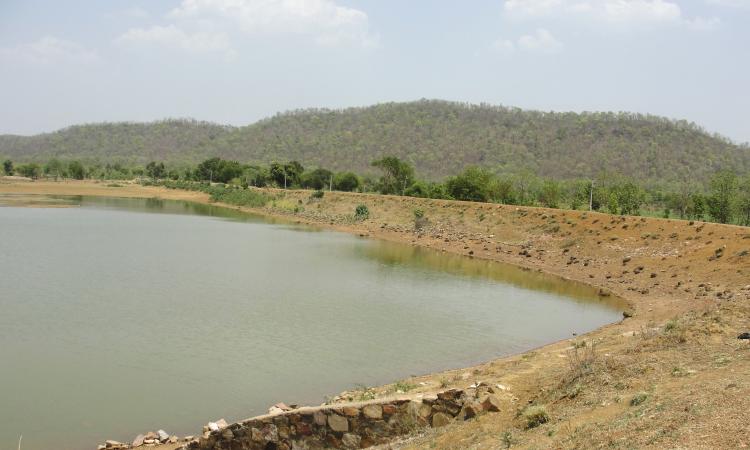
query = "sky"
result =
(0, 0, 749, 143)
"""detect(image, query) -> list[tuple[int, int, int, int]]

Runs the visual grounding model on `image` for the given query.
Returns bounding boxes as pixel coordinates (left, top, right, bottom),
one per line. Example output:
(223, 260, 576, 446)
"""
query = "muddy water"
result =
(0, 195, 624, 449)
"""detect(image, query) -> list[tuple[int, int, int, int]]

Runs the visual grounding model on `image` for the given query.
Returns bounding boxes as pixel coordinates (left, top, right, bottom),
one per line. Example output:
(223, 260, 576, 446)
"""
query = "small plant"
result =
(413, 208, 429, 231)
(393, 380, 416, 393)
(354, 204, 370, 220)
(523, 405, 549, 429)
(501, 430, 515, 449)
(311, 189, 324, 199)
(630, 392, 648, 406)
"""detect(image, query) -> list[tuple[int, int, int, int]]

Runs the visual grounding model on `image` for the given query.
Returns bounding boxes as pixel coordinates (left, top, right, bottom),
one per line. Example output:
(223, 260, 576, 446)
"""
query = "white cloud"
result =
(0, 36, 97, 64)
(168, 0, 378, 47)
(706, 0, 750, 7)
(685, 16, 721, 30)
(503, 0, 718, 30)
(493, 28, 563, 53)
(504, 0, 681, 22)
(116, 25, 235, 58)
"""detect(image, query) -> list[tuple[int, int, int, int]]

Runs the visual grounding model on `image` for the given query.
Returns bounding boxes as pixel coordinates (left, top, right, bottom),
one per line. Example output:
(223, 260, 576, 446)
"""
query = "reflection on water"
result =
(358, 243, 623, 307)
(0, 194, 624, 450)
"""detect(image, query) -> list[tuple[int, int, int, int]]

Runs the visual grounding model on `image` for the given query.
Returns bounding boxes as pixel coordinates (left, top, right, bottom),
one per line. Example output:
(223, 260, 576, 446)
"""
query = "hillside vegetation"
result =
(1, 100, 748, 185)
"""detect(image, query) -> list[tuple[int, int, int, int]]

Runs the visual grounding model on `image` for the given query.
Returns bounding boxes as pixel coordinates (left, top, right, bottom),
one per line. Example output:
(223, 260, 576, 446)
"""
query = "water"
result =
(0, 195, 624, 449)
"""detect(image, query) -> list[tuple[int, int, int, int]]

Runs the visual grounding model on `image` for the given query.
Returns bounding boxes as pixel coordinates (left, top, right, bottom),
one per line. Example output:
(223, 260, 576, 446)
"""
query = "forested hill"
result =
(1, 100, 747, 184)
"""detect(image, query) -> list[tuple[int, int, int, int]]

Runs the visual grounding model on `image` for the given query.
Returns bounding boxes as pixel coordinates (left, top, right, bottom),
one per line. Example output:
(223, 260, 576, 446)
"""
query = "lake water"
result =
(0, 194, 624, 449)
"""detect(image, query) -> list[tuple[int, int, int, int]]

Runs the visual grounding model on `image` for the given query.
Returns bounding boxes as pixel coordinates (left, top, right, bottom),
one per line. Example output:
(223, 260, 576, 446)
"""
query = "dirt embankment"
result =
(3, 180, 750, 449)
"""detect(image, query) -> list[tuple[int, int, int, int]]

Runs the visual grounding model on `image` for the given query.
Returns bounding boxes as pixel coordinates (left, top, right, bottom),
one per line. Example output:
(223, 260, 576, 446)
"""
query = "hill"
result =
(1, 100, 747, 184)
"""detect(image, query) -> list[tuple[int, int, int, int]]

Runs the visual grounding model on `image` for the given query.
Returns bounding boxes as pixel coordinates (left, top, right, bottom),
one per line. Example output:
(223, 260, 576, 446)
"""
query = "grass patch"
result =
(630, 392, 648, 406)
(523, 405, 549, 429)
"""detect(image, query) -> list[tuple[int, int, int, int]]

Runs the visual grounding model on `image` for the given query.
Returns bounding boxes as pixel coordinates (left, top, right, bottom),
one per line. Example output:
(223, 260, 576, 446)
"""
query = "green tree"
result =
(17, 163, 41, 179)
(707, 171, 737, 224)
(333, 172, 360, 192)
(688, 193, 706, 220)
(616, 181, 645, 215)
(301, 168, 333, 190)
(445, 167, 492, 202)
(371, 156, 414, 195)
(2, 159, 13, 175)
(737, 176, 750, 226)
(538, 179, 561, 208)
(68, 161, 86, 180)
(146, 161, 166, 180)
(269, 161, 304, 188)
(45, 159, 64, 180)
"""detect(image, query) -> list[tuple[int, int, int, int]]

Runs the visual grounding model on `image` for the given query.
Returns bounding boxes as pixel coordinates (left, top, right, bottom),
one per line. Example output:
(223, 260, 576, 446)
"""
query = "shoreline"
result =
(2, 180, 749, 449)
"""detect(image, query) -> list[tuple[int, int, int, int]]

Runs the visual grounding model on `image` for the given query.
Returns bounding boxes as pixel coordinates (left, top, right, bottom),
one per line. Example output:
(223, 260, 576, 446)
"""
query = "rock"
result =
(460, 401, 484, 420)
(97, 446, 105, 450)
(738, 332, 750, 340)
(168, 435, 178, 443)
(157, 429, 169, 442)
(482, 395, 503, 412)
(328, 414, 349, 432)
(431, 412, 452, 428)
(342, 406, 360, 417)
(313, 410, 327, 426)
(216, 418, 229, 429)
(105, 440, 123, 448)
(341, 433, 361, 449)
(382, 404, 397, 415)
(183, 436, 194, 442)
(362, 404, 383, 419)
(132, 434, 145, 447)
(208, 422, 220, 432)
(144, 431, 157, 440)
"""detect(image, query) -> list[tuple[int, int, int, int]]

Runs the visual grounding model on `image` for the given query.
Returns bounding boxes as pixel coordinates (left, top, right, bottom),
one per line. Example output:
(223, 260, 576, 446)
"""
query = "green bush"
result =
(523, 405, 549, 429)
(355, 204, 370, 220)
(311, 189, 325, 199)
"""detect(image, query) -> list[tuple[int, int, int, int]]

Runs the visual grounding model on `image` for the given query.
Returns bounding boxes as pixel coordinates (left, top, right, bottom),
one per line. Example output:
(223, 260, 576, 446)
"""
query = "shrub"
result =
(523, 406, 549, 429)
(355, 204, 370, 220)
(311, 189, 325, 199)
(413, 208, 429, 231)
(630, 392, 648, 406)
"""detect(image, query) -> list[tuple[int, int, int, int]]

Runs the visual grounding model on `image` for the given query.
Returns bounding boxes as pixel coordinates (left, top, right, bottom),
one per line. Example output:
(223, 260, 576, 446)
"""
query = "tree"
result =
(301, 168, 333, 190)
(269, 161, 304, 188)
(68, 161, 86, 180)
(538, 180, 561, 208)
(3, 159, 13, 175)
(688, 193, 706, 220)
(17, 163, 41, 179)
(445, 167, 492, 202)
(45, 159, 64, 180)
(333, 172, 360, 192)
(371, 156, 414, 195)
(707, 171, 737, 224)
(616, 181, 645, 215)
(196, 157, 242, 183)
(146, 161, 166, 180)
(737, 176, 750, 226)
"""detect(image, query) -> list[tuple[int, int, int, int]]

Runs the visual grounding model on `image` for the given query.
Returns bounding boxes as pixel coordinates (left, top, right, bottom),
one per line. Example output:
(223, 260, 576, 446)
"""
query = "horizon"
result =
(1, 1, 749, 142)
(1, 98, 746, 145)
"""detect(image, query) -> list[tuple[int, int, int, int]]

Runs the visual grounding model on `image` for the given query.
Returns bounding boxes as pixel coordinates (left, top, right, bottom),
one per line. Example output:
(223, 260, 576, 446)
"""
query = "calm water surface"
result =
(0, 194, 624, 450)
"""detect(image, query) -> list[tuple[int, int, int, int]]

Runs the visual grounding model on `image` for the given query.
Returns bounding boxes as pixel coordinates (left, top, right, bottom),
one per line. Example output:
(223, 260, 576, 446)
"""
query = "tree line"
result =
(3, 156, 749, 226)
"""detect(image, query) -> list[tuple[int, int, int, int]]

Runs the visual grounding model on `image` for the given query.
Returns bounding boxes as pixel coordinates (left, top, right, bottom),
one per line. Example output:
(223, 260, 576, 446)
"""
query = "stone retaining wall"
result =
(183, 387, 503, 450)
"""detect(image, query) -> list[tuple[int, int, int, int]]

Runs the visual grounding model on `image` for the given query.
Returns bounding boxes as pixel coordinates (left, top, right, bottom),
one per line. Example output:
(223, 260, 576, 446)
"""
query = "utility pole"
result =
(284, 173, 287, 189)
(589, 180, 595, 211)
(329, 174, 333, 191)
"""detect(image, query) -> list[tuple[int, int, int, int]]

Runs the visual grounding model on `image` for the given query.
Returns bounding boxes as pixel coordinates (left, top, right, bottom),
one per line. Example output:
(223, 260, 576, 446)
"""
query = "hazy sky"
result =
(1, 0, 748, 142)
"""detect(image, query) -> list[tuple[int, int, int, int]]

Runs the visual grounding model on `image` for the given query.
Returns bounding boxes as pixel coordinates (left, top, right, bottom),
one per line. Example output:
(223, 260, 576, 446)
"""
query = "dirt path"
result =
(3, 180, 749, 449)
